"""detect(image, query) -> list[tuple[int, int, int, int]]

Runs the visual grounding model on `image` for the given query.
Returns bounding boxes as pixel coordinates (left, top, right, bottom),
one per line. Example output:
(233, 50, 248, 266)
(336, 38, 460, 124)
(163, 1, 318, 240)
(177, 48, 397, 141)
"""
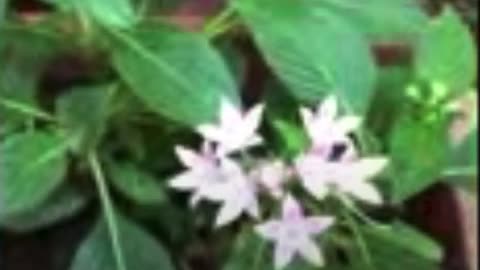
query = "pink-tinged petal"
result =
(294, 155, 331, 200)
(246, 198, 260, 219)
(215, 201, 243, 227)
(300, 107, 315, 136)
(347, 182, 383, 205)
(336, 116, 362, 134)
(220, 97, 243, 125)
(305, 217, 335, 234)
(274, 243, 296, 270)
(317, 95, 338, 122)
(298, 239, 324, 267)
(244, 103, 265, 135)
(282, 195, 304, 220)
(168, 172, 200, 190)
(174, 145, 203, 168)
(196, 124, 224, 142)
(354, 157, 389, 178)
(340, 140, 358, 162)
(200, 141, 216, 159)
(189, 192, 202, 207)
(255, 220, 282, 240)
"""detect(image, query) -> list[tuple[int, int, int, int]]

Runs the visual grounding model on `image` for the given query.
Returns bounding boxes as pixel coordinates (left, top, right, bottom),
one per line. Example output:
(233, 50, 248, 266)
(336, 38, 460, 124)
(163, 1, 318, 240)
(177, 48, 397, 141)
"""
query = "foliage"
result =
(0, 0, 476, 269)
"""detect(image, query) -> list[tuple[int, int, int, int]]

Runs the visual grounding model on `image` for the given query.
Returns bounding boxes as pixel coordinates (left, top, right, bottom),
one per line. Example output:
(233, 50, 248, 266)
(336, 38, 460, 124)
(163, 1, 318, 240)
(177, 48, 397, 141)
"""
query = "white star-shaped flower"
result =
(300, 95, 361, 157)
(255, 195, 334, 269)
(295, 153, 388, 204)
(168, 142, 225, 206)
(197, 97, 264, 156)
(250, 160, 289, 199)
(209, 158, 260, 227)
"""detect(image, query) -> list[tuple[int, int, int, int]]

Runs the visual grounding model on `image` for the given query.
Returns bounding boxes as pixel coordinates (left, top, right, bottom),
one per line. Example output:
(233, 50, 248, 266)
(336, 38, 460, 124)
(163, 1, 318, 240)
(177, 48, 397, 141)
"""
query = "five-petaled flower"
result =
(255, 195, 334, 269)
(295, 153, 388, 204)
(300, 95, 361, 158)
(197, 97, 264, 156)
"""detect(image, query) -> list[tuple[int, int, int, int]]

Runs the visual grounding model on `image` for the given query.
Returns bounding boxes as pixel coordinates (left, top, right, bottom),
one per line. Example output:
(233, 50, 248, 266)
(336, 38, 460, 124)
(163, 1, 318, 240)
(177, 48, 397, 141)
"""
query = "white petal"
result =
(243, 103, 264, 136)
(189, 191, 202, 207)
(318, 95, 338, 122)
(255, 220, 282, 240)
(294, 156, 331, 200)
(300, 107, 315, 137)
(220, 97, 243, 125)
(245, 194, 260, 219)
(274, 243, 296, 270)
(305, 216, 335, 234)
(354, 157, 389, 178)
(348, 182, 383, 205)
(336, 116, 362, 134)
(298, 239, 324, 267)
(168, 172, 200, 190)
(196, 124, 224, 142)
(215, 200, 243, 227)
(282, 195, 304, 220)
(174, 145, 203, 168)
(302, 178, 330, 201)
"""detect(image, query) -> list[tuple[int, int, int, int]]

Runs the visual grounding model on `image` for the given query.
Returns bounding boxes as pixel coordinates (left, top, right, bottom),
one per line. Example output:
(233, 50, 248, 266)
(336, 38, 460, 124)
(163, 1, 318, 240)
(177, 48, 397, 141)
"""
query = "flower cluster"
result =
(169, 96, 388, 269)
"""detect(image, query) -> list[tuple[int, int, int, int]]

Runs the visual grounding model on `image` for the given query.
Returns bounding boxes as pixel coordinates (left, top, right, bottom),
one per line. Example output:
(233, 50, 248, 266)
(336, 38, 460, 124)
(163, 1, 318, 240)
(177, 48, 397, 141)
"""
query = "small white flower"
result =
(295, 153, 388, 204)
(255, 195, 334, 269)
(300, 95, 361, 158)
(168, 142, 225, 206)
(197, 97, 264, 156)
(209, 158, 260, 227)
(250, 160, 288, 199)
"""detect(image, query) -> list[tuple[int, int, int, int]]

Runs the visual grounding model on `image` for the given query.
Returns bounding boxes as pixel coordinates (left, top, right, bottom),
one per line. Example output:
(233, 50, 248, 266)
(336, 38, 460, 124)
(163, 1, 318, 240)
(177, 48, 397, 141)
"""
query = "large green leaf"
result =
(107, 161, 167, 205)
(0, 131, 68, 215)
(111, 24, 239, 126)
(235, 0, 377, 114)
(0, 185, 90, 232)
(0, 27, 58, 128)
(313, 0, 428, 41)
(349, 222, 442, 270)
(388, 114, 450, 202)
(56, 85, 114, 154)
(70, 213, 175, 270)
(415, 7, 477, 94)
(45, 0, 137, 29)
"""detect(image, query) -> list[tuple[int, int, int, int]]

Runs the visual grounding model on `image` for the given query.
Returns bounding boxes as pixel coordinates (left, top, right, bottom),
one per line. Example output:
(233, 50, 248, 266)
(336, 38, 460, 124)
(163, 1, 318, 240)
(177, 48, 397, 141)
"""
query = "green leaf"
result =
(235, 0, 377, 114)
(111, 24, 239, 126)
(349, 222, 442, 270)
(46, 0, 137, 29)
(388, 114, 450, 202)
(415, 7, 477, 94)
(0, 131, 68, 215)
(0, 185, 90, 232)
(107, 162, 167, 205)
(0, 27, 58, 128)
(56, 85, 114, 154)
(70, 213, 175, 270)
(314, 0, 428, 41)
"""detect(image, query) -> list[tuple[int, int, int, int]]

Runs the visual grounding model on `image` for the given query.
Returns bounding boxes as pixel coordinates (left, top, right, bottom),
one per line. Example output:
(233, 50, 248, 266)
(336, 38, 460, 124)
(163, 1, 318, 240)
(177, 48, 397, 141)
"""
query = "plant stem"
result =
(342, 208, 376, 270)
(0, 98, 56, 122)
(88, 153, 127, 270)
(203, 5, 236, 38)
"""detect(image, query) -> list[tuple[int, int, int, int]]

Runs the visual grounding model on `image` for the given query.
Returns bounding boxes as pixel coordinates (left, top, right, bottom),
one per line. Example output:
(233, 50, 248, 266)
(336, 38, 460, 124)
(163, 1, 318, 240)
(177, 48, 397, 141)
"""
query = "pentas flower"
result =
(250, 160, 289, 199)
(295, 153, 388, 204)
(169, 144, 259, 227)
(300, 95, 361, 157)
(255, 195, 334, 269)
(207, 158, 260, 227)
(197, 97, 264, 156)
(168, 142, 222, 206)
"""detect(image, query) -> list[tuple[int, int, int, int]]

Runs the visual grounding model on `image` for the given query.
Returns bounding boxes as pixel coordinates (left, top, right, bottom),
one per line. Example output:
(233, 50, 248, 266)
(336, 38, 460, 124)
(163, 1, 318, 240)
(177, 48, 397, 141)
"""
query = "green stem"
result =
(342, 208, 376, 270)
(88, 153, 127, 270)
(0, 98, 56, 122)
(203, 5, 236, 38)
